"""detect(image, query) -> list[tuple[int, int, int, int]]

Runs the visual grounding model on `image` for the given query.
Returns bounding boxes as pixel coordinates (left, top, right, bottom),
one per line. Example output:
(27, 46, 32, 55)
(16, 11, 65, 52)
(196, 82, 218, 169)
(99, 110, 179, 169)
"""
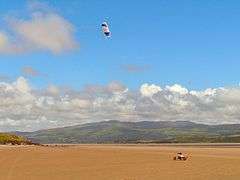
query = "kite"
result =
(102, 22, 111, 37)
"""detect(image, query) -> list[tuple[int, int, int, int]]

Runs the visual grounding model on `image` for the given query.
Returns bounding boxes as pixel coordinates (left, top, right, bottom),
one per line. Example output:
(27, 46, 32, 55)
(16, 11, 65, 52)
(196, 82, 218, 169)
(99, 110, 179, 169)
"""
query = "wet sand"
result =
(0, 144, 240, 180)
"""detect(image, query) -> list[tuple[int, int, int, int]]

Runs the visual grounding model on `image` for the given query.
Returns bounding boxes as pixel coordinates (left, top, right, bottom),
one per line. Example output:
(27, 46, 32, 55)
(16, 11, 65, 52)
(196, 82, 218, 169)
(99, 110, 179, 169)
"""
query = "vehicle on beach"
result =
(173, 152, 188, 161)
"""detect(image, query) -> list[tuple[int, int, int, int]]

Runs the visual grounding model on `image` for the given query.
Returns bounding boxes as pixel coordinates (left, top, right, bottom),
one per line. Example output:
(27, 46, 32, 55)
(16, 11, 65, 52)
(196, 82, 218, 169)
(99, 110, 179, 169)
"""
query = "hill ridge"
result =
(15, 120, 240, 144)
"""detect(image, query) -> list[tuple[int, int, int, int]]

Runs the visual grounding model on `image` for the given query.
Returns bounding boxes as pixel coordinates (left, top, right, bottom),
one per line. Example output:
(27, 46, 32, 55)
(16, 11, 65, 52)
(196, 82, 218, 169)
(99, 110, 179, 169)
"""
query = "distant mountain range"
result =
(15, 120, 240, 144)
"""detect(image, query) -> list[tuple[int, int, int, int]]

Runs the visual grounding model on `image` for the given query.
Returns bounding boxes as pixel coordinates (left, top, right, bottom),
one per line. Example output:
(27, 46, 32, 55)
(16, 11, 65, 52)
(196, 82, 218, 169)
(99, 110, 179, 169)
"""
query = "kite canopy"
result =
(102, 22, 111, 37)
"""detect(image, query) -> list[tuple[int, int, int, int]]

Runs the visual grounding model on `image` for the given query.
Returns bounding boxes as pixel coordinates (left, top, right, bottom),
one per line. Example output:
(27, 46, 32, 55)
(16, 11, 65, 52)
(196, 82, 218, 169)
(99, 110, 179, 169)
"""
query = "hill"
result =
(16, 120, 240, 144)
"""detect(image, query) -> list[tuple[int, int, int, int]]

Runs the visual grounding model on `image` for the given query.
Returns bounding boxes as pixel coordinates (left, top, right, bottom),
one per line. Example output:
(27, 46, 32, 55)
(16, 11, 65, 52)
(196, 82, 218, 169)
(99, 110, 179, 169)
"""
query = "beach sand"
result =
(0, 144, 240, 180)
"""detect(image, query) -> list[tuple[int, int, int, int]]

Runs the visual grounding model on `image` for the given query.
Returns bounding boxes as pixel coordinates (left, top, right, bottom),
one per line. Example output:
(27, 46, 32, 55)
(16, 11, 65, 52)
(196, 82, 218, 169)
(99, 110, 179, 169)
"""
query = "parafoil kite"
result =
(102, 22, 111, 37)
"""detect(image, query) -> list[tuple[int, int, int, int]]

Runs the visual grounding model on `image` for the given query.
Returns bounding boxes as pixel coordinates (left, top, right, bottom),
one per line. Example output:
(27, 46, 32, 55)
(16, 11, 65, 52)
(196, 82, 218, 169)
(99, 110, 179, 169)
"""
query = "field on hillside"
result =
(0, 144, 240, 180)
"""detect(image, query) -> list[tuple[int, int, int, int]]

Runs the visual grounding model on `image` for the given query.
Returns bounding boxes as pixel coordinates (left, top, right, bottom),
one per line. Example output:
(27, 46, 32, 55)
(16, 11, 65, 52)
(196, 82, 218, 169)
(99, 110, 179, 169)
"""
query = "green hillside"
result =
(17, 121, 240, 144)
(0, 133, 32, 145)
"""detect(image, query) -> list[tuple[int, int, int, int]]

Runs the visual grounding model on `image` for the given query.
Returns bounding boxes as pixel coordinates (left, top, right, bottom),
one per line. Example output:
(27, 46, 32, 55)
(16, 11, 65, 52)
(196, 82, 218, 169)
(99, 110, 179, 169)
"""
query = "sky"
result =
(1, 0, 240, 131)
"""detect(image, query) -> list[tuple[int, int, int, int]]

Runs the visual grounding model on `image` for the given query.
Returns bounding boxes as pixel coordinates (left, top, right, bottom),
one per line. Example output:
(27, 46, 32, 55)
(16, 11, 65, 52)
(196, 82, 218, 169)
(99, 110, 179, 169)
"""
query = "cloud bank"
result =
(0, 3, 77, 54)
(1, 77, 240, 131)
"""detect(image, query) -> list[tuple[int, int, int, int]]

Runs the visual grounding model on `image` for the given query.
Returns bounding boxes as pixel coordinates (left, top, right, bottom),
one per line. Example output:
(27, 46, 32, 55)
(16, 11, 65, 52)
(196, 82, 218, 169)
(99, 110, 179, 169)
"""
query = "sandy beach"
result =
(0, 144, 240, 180)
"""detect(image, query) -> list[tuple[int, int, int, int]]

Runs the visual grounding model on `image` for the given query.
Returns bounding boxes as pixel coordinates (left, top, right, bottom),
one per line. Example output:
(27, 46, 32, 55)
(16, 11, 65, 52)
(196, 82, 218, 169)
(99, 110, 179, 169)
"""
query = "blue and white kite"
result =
(102, 22, 111, 37)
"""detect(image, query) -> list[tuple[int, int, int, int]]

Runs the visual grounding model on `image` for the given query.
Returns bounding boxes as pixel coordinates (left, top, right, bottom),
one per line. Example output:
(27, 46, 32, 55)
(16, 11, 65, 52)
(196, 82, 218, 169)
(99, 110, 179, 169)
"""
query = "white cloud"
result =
(47, 85, 60, 95)
(0, 3, 78, 54)
(107, 81, 127, 93)
(71, 99, 92, 109)
(166, 84, 188, 95)
(1, 78, 240, 131)
(140, 83, 162, 97)
(14, 77, 31, 93)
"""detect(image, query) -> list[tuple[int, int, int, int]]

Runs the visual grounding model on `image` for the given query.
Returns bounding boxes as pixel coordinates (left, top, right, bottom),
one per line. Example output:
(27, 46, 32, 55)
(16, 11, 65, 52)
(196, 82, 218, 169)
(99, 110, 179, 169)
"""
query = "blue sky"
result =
(2, 0, 240, 130)
(1, 0, 240, 90)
